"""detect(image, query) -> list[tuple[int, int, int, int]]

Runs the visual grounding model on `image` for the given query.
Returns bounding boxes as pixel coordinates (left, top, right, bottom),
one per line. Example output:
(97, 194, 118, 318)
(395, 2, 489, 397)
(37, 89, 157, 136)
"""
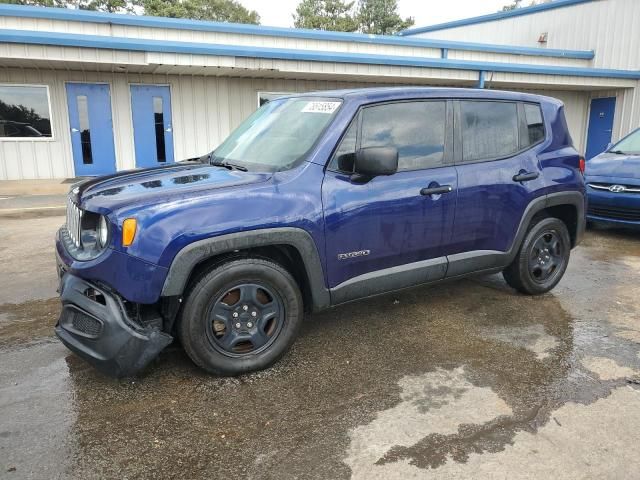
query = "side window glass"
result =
(331, 118, 358, 172)
(522, 103, 545, 148)
(361, 101, 446, 171)
(461, 101, 519, 162)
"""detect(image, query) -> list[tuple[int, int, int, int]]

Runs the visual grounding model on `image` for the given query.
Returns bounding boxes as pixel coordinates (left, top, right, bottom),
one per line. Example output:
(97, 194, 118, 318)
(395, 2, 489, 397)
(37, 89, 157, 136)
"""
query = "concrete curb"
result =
(0, 206, 66, 219)
(0, 180, 73, 196)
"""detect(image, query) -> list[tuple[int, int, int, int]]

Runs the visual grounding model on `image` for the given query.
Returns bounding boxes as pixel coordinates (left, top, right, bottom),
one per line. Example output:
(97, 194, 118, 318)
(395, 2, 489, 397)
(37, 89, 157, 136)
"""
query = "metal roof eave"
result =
(0, 30, 635, 80)
(0, 3, 594, 60)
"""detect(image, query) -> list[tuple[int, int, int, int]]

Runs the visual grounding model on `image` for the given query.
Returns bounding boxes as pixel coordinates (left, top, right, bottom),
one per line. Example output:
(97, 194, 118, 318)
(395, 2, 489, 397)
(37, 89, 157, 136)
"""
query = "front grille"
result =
(588, 205, 640, 222)
(68, 309, 103, 338)
(66, 196, 83, 248)
(587, 183, 640, 193)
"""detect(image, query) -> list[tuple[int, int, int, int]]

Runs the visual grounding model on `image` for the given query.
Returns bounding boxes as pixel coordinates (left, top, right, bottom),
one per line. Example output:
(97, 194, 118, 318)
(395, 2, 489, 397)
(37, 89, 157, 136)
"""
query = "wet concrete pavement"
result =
(1, 216, 639, 479)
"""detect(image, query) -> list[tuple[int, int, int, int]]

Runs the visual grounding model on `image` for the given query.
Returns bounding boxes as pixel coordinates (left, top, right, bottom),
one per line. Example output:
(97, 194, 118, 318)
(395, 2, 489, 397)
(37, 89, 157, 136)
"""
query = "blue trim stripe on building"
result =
(0, 3, 594, 60)
(400, 0, 596, 36)
(1, 29, 637, 80)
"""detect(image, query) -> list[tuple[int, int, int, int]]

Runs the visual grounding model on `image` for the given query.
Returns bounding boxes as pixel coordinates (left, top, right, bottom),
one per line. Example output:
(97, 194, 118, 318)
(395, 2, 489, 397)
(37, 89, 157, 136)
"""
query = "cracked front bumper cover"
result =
(55, 273, 172, 378)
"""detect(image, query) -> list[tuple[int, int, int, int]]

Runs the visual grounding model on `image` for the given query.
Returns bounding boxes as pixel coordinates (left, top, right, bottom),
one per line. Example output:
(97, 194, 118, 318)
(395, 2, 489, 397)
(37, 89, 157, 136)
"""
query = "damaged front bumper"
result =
(55, 273, 172, 378)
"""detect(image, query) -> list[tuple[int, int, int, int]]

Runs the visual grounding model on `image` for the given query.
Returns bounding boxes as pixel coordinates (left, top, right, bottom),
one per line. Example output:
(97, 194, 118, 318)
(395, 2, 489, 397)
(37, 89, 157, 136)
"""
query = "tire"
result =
(503, 216, 571, 295)
(178, 258, 303, 375)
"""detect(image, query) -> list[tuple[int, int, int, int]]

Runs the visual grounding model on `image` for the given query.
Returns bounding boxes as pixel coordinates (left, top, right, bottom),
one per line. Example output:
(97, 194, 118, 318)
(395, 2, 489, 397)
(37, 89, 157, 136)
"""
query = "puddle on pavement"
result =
(1, 230, 640, 479)
(0, 297, 59, 348)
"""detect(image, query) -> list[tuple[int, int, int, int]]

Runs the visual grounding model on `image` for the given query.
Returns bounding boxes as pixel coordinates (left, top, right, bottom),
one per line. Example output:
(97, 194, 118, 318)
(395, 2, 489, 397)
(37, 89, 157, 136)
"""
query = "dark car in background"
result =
(0, 120, 44, 137)
(586, 128, 640, 229)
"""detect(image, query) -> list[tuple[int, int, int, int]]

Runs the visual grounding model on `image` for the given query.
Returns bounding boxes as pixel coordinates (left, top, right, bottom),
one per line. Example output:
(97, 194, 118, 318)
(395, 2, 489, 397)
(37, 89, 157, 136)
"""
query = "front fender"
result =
(161, 227, 330, 311)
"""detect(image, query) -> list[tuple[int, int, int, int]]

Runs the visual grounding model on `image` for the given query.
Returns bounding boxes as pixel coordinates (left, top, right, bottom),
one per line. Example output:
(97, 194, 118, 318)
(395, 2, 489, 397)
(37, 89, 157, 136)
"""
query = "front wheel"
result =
(178, 258, 303, 375)
(503, 216, 571, 295)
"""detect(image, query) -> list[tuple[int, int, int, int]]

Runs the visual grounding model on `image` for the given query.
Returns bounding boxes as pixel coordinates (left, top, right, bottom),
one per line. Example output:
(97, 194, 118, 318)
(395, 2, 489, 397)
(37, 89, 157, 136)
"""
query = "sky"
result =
(238, 0, 510, 30)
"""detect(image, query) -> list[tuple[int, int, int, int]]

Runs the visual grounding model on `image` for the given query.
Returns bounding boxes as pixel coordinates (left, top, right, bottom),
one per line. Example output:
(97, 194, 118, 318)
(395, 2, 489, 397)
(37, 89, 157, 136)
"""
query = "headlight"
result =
(97, 215, 109, 248)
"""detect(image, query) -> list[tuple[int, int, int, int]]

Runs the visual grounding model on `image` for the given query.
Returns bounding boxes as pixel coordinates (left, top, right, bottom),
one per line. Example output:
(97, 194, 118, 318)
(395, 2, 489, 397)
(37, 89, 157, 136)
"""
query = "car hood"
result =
(586, 152, 640, 179)
(75, 160, 272, 212)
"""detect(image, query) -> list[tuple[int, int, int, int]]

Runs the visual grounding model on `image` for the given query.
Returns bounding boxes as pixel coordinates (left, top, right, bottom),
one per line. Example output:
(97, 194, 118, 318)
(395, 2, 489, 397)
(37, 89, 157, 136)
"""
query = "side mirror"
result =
(353, 147, 398, 177)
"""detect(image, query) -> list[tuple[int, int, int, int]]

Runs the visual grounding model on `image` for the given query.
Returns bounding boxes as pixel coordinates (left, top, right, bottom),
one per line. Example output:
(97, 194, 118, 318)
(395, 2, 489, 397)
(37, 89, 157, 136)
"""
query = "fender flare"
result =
(446, 191, 585, 278)
(161, 227, 331, 311)
(517, 190, 586, 254)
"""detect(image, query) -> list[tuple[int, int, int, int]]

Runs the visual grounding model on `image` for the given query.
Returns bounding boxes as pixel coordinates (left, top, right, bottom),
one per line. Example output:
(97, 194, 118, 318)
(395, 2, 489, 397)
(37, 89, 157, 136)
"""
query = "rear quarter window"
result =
(521, 103, 545, 149)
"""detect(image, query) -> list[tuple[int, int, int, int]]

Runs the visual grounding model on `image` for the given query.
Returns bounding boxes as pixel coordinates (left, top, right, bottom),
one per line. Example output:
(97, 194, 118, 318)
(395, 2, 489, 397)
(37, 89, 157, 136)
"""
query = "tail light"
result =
(579, 156, 585, 175)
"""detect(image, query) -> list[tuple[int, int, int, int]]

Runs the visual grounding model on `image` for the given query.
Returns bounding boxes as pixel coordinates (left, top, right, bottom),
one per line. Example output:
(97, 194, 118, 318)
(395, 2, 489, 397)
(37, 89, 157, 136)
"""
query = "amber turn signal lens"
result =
(122, 218, 137, 246)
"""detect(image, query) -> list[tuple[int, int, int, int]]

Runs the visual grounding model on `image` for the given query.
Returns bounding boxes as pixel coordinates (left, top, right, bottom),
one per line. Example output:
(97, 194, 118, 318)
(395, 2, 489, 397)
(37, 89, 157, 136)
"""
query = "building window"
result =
(258, 92, 293, 107)
(153, 96, 167, 162)
(0, 85, 52, 139)
(76, 95, 93, 164)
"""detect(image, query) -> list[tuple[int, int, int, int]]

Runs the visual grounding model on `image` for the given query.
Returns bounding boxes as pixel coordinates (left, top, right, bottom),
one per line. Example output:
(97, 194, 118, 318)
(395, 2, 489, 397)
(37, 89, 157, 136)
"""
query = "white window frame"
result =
(0, 83, 55, 142)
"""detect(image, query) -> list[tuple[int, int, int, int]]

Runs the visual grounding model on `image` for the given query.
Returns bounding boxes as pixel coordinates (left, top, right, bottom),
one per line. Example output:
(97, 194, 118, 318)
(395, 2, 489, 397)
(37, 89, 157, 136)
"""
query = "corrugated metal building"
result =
(0, 0, 638, 180)
(401, 0, 640, 161)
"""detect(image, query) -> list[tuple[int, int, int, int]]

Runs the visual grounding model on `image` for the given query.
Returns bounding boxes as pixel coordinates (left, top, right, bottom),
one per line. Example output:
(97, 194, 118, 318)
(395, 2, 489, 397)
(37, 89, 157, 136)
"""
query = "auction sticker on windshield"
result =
(301, 101, 341, 114)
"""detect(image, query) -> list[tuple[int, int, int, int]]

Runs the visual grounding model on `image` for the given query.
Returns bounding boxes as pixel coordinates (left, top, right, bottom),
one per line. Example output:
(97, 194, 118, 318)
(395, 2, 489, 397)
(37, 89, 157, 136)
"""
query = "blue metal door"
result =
(66, 83, 116, 176)
(586, 97, 616, 159)
(130, 85, 174, 168)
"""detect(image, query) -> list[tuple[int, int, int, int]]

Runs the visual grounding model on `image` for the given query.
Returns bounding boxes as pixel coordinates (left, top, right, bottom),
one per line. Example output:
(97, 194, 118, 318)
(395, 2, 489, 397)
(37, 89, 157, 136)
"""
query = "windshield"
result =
(212, 97, 342, 171)
(609, 129, 640, 155)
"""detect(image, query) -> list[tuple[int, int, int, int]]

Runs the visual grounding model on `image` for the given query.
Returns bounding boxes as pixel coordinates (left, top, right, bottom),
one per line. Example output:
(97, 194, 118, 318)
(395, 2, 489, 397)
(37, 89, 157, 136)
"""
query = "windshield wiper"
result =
(210, 155, 248, 172)
(609, 150, 628, 155)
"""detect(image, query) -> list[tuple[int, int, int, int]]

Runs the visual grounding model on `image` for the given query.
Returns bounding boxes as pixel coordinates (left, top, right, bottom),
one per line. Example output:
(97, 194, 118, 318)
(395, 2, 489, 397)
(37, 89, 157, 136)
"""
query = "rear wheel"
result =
(178, 258, 303, 375)
(503, 216, 571, 295)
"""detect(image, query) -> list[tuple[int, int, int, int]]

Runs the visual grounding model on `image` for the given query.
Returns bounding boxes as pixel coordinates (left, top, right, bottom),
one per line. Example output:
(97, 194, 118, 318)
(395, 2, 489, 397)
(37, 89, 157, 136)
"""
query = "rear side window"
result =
(360, 101, 446, 171)
(522, 103, 545, 148)
(460, 101, 519, 162)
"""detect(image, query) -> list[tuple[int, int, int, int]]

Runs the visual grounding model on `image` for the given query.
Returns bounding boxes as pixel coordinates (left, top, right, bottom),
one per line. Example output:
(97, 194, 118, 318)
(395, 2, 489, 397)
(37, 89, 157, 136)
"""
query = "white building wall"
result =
(0, 14, 596, 69)
(412, 0, 640, 70)
(0, 68, 387, 180)
(1, 1, 638, 179)
(0, 67, 603, 180)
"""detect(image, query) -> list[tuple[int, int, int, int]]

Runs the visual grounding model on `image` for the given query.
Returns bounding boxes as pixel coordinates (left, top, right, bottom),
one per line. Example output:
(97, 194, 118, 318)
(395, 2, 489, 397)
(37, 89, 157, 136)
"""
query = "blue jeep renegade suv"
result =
(55, 87, 586, 377)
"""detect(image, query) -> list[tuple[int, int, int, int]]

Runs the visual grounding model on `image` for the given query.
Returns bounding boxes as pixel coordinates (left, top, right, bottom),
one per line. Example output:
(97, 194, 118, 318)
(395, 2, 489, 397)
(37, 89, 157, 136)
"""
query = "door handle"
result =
(513, 171, 539, 182)
(420, 185, 453, 196)
(71, 128, 79, 133)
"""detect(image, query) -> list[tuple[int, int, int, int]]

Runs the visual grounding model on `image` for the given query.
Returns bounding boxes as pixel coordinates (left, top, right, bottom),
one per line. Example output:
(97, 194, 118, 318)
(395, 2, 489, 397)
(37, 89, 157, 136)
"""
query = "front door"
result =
(322, 100, 457, 299)
(66, 83, 117, 176)
(130, 85, 174, 168)
(586, 97, 616, 159)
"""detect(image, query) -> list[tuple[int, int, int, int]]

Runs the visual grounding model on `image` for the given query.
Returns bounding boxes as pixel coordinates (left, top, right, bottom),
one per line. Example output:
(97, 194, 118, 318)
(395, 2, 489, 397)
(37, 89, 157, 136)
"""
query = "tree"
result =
(0, 0, 260, 22)
(293, 0, 358, 32)
(501, 0, 523, 11)
(0, 0, 137, 13)
(501, 0, 551, 11)
(357, 0, 413, 35)
(142, 0, 260, 23)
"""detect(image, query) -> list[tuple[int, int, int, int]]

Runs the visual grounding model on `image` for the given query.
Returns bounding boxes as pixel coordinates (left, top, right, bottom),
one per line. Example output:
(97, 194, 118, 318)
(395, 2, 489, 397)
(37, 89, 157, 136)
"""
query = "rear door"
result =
(448, 100, 545, 276)
(322, 100, 457, 294)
